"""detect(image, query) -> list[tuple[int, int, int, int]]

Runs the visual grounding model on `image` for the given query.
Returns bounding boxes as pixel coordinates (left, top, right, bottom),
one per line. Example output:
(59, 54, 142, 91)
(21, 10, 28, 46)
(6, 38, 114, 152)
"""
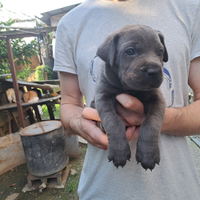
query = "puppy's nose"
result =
(147, 66, 161, 77)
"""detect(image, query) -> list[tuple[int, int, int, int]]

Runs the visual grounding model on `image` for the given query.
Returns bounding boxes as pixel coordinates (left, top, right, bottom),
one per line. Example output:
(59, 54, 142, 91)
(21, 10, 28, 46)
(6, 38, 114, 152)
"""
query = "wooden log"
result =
(0, 132, 26, 175)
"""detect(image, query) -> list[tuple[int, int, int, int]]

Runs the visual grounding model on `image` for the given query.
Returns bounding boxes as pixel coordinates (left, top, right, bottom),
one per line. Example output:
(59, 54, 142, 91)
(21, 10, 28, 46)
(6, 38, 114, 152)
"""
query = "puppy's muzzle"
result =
(146, 65, 162, 77)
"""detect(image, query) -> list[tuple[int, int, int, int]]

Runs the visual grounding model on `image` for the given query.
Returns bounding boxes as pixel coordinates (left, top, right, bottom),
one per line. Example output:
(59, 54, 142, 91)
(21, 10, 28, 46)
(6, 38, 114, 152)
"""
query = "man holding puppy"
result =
(54, 0, 200, 199)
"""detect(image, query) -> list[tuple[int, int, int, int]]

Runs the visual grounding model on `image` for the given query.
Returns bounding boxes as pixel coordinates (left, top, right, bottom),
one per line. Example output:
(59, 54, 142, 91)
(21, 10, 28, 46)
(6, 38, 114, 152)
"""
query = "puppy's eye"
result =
(125, 48, 136, 55)
(158, 50, 164, 56)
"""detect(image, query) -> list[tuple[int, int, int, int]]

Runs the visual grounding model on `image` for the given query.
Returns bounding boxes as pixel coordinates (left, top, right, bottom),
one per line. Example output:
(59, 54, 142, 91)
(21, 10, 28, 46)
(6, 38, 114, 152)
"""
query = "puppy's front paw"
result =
(108, 141, 131, 168)
(136, 141, 160, 170)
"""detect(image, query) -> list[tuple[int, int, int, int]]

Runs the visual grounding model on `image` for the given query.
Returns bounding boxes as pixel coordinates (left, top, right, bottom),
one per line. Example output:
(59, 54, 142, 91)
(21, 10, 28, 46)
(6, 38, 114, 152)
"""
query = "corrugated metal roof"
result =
(39, 3, 80, 26)
(0, 7, 34, 22)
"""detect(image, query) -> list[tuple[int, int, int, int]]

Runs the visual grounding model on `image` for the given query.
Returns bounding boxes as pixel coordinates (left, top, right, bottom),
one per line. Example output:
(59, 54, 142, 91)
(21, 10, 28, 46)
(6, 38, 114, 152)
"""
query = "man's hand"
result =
(82, 93, 145, 142)
(79, 112, 108, 150)
(60, 72, 145, 150)
(116, 93, 145, 140)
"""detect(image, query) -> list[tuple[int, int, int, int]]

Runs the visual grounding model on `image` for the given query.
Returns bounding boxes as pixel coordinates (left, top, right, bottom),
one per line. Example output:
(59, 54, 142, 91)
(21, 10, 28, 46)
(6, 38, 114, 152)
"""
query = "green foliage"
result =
(16, 66, 31, 80)
(35, 65, 52, 81)
(35, 66, 43, 81)
(44, 64, 52, 80)
(0, 38, 38, 73)
(41, 104, 60, 120)
(0, 62, 10, 74)
(66, 177, 79, 194)
(0, 19, 15, 30)
(0, 19, 38, 78)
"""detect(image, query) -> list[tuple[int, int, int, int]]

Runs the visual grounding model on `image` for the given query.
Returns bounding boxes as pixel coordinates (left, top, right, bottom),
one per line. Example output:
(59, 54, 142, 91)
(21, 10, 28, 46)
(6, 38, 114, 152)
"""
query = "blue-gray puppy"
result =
(91, 24, 168, 170)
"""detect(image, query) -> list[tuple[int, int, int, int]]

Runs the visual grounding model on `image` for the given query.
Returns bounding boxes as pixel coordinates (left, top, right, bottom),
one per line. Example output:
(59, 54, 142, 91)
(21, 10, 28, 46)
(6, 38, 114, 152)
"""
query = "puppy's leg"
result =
(136, 90, 166, 170)
(90, 99, 105, 131)
(7, 95, 12, 104)
(90, 100, 95, 109)
(96, 95, 131, 168)
(12, 94, 16, 103)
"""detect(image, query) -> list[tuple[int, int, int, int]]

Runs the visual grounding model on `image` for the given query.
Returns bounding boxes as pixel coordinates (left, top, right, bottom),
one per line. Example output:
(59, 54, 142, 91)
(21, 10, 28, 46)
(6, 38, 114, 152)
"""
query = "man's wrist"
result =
(161, 107, 179, 134)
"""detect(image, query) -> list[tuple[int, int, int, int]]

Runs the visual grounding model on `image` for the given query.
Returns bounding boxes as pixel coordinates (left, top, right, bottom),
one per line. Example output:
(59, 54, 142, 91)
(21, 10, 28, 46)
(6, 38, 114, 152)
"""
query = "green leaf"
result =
(0, 19, 39, 77)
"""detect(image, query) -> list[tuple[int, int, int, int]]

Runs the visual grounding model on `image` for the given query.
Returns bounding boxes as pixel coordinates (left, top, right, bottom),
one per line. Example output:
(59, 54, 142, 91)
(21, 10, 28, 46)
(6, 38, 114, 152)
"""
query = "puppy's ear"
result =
(158, 32, 168, 62)
(97, 34, 119, 66)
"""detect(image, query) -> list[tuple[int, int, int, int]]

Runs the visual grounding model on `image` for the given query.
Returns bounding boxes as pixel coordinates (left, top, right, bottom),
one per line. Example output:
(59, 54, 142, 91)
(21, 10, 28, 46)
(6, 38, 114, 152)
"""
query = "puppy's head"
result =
(97, 25, 168, 91)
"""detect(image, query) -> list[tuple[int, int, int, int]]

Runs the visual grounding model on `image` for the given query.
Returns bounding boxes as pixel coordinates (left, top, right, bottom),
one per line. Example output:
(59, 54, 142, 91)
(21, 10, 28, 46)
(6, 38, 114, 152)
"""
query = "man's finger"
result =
(82, 107, 101, 121)
(126, 126, 139, 141)
(116, 93, 144, 113)
(81, 119, 108, 149)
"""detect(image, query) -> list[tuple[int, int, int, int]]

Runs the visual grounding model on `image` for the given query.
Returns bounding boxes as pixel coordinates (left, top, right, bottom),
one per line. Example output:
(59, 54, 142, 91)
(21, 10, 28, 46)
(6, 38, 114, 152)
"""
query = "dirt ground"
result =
(1, 137, 200, 200)
(0, 143, 87, 200)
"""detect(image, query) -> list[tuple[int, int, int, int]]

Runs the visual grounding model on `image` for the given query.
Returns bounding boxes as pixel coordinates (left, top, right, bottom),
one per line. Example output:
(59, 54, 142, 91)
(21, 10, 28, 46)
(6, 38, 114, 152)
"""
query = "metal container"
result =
(20, 120, 68, 177)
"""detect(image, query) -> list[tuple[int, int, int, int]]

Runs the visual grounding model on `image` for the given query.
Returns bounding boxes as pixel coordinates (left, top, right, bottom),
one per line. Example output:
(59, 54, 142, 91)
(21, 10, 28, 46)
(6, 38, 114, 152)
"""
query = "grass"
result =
(66, 176, 79, 194)
(41, 104, 60, 120)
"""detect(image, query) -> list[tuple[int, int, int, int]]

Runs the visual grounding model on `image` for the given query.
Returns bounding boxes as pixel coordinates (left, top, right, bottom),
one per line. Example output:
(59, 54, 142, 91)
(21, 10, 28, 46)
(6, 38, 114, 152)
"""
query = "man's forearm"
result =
(60, 103, 83, 135)
(162, 100, 200, 136)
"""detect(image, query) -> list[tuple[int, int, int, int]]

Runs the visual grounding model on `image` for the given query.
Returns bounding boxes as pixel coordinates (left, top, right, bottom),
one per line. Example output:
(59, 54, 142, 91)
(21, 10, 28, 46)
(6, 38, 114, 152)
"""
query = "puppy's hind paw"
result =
(108, 143, 131, 168)
(136, 146, 160, 171)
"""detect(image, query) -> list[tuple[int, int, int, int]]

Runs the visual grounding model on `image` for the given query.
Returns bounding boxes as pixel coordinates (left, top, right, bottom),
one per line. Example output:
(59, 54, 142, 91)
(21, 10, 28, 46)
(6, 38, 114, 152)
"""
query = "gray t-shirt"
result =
(54, 0, 200, 199)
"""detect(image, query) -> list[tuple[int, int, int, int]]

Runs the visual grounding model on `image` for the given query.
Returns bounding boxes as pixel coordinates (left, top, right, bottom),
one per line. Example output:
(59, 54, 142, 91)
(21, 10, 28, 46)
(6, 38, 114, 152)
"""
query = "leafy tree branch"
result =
(0, 19, 39, 79)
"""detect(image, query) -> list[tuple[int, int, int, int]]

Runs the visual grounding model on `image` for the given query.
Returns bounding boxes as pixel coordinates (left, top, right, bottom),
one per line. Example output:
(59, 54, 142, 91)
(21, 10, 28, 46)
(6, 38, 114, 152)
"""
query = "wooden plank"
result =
(0, 82, 14, 93)
(0, 107, 31, 127)
(0, 94, 61, 111)
(0, 78, 57, 90)
(0, 74, 11, 78)
(0, 36, 6, 40)
(33, 80, 60, 85)
(0, 27, 57, 37)
(7, 33, 38, 39)
(0, 92, 8, 105)
(0, 132, 26, 175)
(9, 111, 20, 132)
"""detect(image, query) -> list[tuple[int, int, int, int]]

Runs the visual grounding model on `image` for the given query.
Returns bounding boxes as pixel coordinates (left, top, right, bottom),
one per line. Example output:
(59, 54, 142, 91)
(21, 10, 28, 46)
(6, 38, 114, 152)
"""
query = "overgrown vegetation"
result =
(0, 4, 55, 81)
(0, 14, 38, 80)
(16, 66, 31, 80)
(41, 104, 60, 120)
(0, 37, 38, 77)
(35, 65, 52, 81)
